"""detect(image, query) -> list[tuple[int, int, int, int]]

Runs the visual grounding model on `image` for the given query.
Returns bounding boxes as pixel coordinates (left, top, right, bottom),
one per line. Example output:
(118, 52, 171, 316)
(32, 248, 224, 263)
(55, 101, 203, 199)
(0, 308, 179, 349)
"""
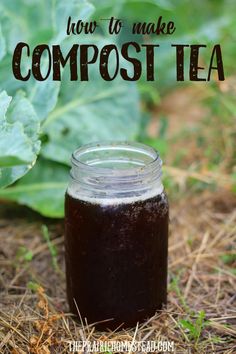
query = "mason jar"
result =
(64, 141, 169, 329)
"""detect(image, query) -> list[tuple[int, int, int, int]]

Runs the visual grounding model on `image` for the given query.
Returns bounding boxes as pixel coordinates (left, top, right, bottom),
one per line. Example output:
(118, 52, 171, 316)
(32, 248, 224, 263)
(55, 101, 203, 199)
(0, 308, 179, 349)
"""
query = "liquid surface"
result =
(64, 191, 169, 330)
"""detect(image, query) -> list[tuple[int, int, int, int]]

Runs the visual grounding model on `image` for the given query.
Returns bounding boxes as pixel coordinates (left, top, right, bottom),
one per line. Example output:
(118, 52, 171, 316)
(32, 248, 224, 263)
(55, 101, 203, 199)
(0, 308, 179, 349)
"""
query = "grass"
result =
(41, 225, 61, 275)
(0, 84, 235, 353)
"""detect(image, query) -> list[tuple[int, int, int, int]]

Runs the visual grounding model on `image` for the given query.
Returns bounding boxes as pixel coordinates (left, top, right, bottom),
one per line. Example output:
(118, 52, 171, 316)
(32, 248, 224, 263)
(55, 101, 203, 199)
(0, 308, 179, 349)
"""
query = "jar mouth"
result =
(69, 141, 163, 201)
(71, 141, 161, 175)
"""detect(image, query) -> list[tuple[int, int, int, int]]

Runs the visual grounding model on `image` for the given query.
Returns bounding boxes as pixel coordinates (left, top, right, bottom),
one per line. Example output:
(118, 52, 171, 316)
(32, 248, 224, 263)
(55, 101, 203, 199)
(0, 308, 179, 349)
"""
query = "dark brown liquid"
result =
(64, 191, 169, 330)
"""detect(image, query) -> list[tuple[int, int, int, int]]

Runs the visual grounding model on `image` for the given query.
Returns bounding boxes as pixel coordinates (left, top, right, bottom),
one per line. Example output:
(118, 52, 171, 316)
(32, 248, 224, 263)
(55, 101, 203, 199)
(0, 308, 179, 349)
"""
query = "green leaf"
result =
(53, 0, 95, 43)
(220, 253, 236, 265)
(179, 319, 197, 337)
(0, 24, 6, 61)
(0, 91, 41, 188)
(0, 0, 95, 121)
(28, 80, 61, 122)
(142, 137, 168, 158)
(0, 55, 23, 94)
(42, 224, 61, 272)
(0, 159, 68, 217)
(0, 0, 54, 52)
(0, 0, 60, 122)
(196, 310, 206, 328)
(0, 90, 11, 122)
(0, 123, 36, 167)
(6, 91, 40, 141)
(90, 0, 175, 17)
(159, 116, 169, 139)
(27, 281, 41, 292)
(41, 37, 140, 165)
(16, 246, 33, 262)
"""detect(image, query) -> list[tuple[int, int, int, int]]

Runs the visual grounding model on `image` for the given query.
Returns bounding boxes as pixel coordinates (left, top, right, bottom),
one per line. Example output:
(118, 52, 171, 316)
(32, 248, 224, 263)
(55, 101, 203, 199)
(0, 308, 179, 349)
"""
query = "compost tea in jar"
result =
(64, 142, 169, 330)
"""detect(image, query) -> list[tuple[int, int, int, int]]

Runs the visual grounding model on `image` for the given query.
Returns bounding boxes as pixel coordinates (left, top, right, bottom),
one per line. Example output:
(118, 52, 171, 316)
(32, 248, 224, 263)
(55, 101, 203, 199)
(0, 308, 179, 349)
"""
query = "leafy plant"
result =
(0, 0, 235, 217)
(42, 224, 61, 273)
(0, 0, 141, 217)
(169, 272, 192, 314)
(0, 91, 40, 188)
(220, 253, 236, 265)
(179, 310, 209, 344)
(16, 245, 33, 262)
(27, 281, 41, 292)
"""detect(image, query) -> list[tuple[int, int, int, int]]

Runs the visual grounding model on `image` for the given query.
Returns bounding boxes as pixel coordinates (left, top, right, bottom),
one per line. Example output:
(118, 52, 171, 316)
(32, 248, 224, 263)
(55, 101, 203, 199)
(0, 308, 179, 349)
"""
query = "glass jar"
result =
(64, 141, 169, 330)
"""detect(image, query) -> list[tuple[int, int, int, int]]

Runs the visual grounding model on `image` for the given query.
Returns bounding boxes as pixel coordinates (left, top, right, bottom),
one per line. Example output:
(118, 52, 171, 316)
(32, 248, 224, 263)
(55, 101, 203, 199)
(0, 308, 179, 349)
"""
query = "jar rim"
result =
(71, 140, 161, 174)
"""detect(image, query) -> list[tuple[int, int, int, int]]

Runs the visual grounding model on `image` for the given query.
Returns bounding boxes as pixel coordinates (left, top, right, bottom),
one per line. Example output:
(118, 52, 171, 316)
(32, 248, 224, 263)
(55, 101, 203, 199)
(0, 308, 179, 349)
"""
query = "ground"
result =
(0, 188, 235, 354)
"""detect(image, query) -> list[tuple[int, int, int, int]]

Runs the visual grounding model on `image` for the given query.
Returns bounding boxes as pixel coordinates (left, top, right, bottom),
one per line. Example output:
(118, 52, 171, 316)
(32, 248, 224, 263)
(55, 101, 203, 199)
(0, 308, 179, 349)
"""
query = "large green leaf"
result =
(0, 0, 94, 121)
(0, 0, 54, 53)
(0, 123, 36, 167)
(0, 0, 58, 120)
(28, 80, 61, 122)
(27, 1, 95, 121)
(40, 37, 140, 165)
(53, 0, 95, 43)
(0, 159, 68, 217)
(6, 91, 40, 140)
(0, 91, 41, 188)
